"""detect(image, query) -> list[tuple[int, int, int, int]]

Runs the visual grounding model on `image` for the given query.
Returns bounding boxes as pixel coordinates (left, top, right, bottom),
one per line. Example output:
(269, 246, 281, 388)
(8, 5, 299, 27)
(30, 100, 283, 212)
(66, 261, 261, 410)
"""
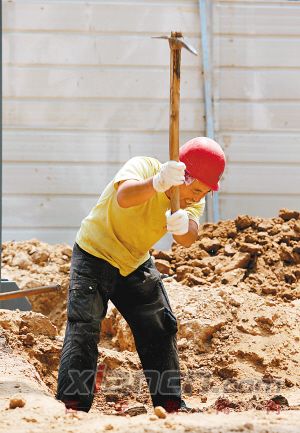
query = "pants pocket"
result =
(163, 308, 178, 335)
(67, 272, 98, 323)
(129, 299, 178, 342)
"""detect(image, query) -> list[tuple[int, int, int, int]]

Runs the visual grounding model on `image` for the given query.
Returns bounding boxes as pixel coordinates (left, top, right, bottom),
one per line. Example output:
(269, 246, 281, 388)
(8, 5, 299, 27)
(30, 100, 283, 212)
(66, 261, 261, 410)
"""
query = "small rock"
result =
(176, 265, 193, 281)
(188, 274, 207, 285)
(61, 246, 73, 258)
(294, 220, 300, 232)
(149, 415, 158, 421)
(177, 338, 188, 349)
(31, 249, 50, 265)
(11, 253, 31, 270)
(201, 396, 208, 403)
(224, 244, 237, 256)
(104, 425, 114, 431)
(152, 250, 173, 261)
(280, 245, 295, 264)
(154, 406, 167, 419)
(123, 405, 147, 417)
(223, 252, 251, 272)
(279, 208, 299, 221)
(20, 332, 35, 346)
(23, 417, 37, 423)
(257, 221, 274, 232)
(262, 373, 274, 384)
(221, 269, 246, 286)
(285, 378, 294, 388)
(59, 263, 70, 274)
(199, 237, 221, 253)
(155, 259, 171, 275)
(9, 395, 26, 409)
(235, 215, 253, 230)
(105, 393, 119, 403)
(240, 243, 262, 255)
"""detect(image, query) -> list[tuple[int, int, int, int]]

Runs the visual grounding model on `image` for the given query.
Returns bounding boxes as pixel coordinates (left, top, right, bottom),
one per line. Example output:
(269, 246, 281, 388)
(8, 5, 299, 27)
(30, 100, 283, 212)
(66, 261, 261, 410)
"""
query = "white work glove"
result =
(153, 161, 186, 193)
(166, 209, 189, 235)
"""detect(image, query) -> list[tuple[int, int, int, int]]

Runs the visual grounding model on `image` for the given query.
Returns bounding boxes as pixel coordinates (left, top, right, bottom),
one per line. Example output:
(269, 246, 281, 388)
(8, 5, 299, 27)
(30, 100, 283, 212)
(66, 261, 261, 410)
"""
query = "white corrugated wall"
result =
(2, 0, 300, 245)
(214, 0, 300, 219)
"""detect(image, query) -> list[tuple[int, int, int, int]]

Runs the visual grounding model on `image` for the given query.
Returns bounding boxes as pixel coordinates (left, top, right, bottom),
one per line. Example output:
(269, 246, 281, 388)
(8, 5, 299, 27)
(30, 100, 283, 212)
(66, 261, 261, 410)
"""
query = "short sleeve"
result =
(186, 197, 206, 227)
(113, 157, 160, 190)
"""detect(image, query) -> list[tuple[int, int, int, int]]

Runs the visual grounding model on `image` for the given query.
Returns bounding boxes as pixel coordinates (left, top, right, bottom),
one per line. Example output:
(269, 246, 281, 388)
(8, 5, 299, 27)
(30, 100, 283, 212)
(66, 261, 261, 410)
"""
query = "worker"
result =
(56, 136, 226, 413)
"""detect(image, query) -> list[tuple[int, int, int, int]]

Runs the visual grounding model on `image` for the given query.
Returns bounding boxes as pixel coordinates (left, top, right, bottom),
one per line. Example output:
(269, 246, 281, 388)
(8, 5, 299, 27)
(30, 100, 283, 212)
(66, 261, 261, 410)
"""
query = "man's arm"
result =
(116, 160, 185, 208)
(173, 219, 198, 248)
(116, 179, 156, 208)
(117, 179, 198, 247)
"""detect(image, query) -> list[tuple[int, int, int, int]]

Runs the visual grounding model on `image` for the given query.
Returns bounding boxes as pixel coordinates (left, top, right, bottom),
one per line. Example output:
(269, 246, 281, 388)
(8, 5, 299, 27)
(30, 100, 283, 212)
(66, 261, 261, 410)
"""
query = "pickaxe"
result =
(153, 32, 197, 213)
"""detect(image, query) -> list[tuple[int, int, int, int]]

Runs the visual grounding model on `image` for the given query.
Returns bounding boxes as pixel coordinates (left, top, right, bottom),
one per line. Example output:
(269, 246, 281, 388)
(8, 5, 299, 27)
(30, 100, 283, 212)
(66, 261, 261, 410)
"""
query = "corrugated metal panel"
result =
(3, 33, 201, 67)
(219, 195, 299, 220)
(3, 0, 300, 244)
(3, 130, 195, 162)
(2, 0, 205, 244)
(215, 2, 300, 35)
(3, 99, 204, 130)
(4, 67, 203, 99)
(3, 2, 200, 34)
(214, 0, 300, 220)
(3, 196, 97, 227)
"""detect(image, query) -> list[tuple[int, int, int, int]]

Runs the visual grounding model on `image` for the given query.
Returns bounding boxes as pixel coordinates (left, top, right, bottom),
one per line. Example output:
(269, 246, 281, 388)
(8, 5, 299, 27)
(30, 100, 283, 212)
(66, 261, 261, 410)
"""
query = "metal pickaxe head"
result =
(152, 31, 198, 56)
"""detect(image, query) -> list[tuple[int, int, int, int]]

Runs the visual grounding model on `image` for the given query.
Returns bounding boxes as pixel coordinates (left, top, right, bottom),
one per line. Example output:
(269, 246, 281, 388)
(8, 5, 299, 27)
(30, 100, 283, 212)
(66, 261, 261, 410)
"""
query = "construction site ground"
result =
(1, 208, 300, 432)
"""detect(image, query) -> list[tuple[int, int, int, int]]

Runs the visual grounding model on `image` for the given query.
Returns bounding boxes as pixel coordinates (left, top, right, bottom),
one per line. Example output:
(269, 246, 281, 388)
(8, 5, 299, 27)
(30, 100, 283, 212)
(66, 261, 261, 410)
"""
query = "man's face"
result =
(178, 179, 211, 208)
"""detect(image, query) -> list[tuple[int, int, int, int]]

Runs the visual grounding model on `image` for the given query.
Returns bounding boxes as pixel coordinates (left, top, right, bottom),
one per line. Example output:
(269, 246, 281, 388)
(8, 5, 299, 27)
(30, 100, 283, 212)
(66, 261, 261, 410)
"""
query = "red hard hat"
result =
(179, 137, 226, 191)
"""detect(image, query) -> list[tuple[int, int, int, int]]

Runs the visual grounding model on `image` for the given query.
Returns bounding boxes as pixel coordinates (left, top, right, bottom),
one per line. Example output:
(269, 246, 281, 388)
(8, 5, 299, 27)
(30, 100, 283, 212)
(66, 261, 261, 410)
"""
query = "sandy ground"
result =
(1, 341, 300, 433)
(0, 337, 300, 433)
(1, 208, 300, 432)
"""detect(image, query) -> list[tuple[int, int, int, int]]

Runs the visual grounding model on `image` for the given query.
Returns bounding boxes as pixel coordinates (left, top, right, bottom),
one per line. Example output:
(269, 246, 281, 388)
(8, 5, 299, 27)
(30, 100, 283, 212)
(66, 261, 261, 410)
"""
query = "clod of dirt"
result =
(154, 406, 167, 419)
(235, 215, 254, 230)
(279, 209, 300, 221)
(214, 397, 235, 412)
(154, 259, 172, 275)
(9, 395, 26, 409)
(11, 252, 32, 270)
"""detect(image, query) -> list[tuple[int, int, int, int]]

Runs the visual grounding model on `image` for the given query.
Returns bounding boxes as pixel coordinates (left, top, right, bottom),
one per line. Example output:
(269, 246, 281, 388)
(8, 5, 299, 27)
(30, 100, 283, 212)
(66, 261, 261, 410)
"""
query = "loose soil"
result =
(1, 208, 300, 432)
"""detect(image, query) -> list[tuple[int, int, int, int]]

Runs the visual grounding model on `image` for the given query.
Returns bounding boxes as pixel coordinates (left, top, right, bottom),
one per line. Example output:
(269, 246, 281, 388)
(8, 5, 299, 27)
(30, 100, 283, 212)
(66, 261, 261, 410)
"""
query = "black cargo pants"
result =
(56, 243, 182, 412)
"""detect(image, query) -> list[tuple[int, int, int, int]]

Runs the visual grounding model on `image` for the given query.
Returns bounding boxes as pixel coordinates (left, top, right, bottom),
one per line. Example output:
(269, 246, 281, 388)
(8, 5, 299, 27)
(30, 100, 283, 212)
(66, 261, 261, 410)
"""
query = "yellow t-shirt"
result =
(76, 156, 205, 276)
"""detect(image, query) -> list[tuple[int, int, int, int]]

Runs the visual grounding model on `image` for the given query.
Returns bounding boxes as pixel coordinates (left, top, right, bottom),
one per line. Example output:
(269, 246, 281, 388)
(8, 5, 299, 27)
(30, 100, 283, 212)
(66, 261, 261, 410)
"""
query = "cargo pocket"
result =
(163, 308, 178, 335)
(130, 299, 178, 342)
(67, 272, 98, 323)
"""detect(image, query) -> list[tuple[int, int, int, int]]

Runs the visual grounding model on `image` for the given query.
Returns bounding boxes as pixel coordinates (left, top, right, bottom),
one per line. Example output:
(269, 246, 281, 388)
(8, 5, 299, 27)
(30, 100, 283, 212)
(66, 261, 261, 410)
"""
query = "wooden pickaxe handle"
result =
(169, 31, 182, 214)
(0, 284, 61, 301)
(152, 32, 197, 213)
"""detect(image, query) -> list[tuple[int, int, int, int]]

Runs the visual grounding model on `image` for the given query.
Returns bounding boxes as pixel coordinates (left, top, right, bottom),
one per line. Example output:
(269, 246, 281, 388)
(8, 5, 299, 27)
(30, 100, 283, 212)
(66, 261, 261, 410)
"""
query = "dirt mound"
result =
(0, 310, 61, 392)
(1, 209, 300, 411)
(102, 209, 300, 403)
(153, 208, 300, 300)
(1, 239, 72, 334)
(103, 278, 300, 402)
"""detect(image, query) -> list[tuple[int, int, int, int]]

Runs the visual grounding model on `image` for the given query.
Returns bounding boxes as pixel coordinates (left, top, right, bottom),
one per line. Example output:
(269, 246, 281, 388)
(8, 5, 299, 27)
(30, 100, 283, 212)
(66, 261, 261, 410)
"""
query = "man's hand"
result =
(166, 209, 189, 235)
(153, 161, 186, 193)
